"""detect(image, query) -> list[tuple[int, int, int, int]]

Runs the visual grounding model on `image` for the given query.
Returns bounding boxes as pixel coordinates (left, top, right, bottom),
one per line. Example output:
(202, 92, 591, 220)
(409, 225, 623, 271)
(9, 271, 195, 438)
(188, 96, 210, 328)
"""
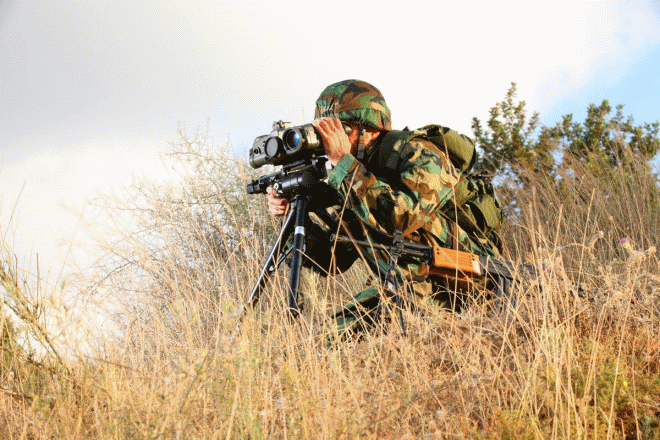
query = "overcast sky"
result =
(1, 0, 660, 277)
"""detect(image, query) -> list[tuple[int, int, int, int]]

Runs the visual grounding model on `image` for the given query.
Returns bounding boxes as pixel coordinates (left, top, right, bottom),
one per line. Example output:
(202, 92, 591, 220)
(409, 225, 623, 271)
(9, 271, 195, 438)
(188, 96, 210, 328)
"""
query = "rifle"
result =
(331, 231, 540, 313)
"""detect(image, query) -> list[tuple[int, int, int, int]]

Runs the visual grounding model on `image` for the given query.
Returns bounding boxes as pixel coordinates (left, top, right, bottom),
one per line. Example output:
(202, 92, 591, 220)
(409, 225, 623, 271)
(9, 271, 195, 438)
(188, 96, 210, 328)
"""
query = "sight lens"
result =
(283, 129, 301, 151)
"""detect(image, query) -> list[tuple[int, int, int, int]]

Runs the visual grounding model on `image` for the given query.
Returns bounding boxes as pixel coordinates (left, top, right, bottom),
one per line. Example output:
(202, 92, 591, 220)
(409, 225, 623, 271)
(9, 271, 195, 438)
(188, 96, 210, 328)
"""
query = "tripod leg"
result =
(238, 205, 296, 320)
(285, 195, 310, 319)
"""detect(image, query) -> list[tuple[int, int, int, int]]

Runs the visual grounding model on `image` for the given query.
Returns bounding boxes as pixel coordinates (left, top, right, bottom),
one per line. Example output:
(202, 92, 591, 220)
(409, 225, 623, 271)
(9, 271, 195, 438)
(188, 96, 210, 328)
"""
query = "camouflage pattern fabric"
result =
(314, 79, 392, 131)
(303, 134, 500, 343)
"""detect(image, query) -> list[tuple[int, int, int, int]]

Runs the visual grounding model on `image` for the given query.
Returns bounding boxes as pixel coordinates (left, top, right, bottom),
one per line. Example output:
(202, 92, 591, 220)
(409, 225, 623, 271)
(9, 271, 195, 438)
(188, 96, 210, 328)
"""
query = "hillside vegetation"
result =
(1, 90, 659, 439)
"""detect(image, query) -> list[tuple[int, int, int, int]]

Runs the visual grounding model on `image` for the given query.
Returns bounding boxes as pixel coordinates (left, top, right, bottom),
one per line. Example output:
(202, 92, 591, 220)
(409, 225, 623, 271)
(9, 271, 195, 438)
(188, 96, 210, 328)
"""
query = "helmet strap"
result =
(356, 126, 367, 161)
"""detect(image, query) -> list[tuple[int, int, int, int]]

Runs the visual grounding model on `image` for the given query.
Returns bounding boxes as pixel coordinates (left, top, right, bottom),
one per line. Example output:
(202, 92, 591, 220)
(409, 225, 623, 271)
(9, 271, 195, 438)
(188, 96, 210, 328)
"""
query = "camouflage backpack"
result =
(375, 124, 504, 251)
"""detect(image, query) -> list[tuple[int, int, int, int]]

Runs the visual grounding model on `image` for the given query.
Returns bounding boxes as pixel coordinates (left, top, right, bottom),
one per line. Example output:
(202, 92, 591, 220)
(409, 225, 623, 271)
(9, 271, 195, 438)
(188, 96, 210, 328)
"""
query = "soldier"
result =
(267, 79, 501, 340)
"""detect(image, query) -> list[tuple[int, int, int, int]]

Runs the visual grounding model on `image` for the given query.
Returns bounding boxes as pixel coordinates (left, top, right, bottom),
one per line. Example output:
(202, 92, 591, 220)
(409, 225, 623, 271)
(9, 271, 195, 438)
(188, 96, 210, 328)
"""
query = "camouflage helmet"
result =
(314, 79, 392, 131)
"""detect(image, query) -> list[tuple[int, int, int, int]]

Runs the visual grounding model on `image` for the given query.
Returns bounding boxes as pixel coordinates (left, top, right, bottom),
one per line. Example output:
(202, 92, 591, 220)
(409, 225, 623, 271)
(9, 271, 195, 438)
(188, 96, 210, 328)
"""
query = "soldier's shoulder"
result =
(403, 136, 451, 164)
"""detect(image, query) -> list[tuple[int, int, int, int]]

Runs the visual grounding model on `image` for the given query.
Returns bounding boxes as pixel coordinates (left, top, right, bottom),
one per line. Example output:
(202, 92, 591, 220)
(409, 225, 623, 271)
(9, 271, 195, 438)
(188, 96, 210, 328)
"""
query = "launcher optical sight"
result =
(249, 121, 323, 169)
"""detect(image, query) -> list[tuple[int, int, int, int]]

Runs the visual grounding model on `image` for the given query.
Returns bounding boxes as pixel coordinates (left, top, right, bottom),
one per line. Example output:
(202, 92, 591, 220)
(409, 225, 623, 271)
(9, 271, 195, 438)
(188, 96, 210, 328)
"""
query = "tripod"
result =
(242, 192, 312, 319)
(238, 158, 330, 321)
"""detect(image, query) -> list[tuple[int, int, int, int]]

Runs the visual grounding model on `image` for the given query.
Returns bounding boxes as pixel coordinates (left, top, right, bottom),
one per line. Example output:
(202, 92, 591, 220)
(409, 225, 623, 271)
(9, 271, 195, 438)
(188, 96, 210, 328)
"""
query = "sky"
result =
(1, 0, 660, 279)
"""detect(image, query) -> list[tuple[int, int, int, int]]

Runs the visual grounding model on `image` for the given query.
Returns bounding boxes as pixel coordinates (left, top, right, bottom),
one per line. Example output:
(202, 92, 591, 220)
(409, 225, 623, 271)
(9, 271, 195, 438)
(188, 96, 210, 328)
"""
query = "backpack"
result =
(375, 124, 504, 251)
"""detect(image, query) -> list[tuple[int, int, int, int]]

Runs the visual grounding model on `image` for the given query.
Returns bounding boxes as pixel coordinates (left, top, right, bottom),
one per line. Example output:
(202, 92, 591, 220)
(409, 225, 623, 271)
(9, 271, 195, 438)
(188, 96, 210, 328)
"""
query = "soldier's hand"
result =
(313, 117, 353, 166)
(266, 186, 289, 217)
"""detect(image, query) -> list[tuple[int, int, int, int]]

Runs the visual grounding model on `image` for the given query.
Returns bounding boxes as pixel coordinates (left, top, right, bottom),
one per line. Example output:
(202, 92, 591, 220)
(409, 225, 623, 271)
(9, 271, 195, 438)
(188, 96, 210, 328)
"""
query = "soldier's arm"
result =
(326, 138, 459, 238)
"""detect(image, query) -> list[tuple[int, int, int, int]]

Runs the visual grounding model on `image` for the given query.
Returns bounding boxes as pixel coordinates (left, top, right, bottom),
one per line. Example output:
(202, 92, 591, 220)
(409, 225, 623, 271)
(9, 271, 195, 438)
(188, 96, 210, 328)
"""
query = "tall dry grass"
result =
(1, 130, 659, 439)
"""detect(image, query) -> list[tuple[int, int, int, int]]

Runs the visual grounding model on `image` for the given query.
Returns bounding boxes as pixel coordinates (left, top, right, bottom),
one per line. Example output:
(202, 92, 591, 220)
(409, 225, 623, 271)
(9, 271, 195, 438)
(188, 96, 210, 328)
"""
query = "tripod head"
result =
(246, 157, 329, 199)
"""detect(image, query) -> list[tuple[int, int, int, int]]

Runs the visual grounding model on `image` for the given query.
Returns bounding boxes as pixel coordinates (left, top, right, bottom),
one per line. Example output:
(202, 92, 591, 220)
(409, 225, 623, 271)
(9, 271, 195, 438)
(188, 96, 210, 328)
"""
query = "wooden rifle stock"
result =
(430, 246, 539, 281)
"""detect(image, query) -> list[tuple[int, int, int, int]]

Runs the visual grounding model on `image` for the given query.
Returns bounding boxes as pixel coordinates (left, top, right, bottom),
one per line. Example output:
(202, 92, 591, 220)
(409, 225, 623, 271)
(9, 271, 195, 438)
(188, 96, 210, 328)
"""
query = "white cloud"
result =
(0, 138, 176, 276)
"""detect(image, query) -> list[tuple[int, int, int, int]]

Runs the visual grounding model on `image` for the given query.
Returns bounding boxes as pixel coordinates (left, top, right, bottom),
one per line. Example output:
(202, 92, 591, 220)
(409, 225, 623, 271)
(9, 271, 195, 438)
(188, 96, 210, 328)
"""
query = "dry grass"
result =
(1, 131, 659, 439)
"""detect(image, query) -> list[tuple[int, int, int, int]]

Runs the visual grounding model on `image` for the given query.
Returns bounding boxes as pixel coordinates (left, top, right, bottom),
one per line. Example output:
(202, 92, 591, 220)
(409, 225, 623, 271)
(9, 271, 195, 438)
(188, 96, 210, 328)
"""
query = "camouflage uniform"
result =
(303, 80, 500, 339)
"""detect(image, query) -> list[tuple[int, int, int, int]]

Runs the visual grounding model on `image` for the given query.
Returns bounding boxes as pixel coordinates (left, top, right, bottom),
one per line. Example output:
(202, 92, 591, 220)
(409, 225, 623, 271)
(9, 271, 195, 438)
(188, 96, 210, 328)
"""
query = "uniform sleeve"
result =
(326, 138, 461, 238)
